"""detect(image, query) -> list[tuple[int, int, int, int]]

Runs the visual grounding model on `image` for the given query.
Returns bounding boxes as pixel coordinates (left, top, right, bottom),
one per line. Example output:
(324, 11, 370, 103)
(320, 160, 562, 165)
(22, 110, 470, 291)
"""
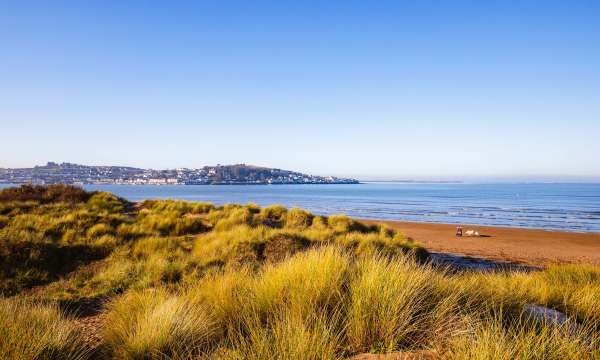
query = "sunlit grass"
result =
(103, 288, 217, 359)
(447, 310, 599, 359)
(2, 185, 600, 359)
(0, 297, 89, 360)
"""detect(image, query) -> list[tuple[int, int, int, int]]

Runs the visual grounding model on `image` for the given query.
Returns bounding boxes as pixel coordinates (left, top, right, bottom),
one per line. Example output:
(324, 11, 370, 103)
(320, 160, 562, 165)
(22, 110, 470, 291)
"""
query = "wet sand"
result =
(362, 220, 600, 266)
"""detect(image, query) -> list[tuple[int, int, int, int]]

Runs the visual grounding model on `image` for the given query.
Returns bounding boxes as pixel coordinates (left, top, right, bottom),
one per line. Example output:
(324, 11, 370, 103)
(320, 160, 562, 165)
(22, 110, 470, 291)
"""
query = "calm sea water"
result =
(2, 183, 599, 232)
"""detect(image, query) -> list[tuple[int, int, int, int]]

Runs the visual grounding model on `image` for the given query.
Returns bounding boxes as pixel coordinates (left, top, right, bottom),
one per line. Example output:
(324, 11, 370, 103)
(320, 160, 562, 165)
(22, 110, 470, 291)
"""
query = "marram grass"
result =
(1, 185, 599, 359)
(0, 297, 90, 360)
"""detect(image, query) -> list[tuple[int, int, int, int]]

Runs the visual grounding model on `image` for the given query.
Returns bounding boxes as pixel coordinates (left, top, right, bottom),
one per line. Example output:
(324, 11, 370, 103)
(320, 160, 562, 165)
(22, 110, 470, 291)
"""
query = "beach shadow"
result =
(429, 252, 541, 273)
(459, 234, 492, 238)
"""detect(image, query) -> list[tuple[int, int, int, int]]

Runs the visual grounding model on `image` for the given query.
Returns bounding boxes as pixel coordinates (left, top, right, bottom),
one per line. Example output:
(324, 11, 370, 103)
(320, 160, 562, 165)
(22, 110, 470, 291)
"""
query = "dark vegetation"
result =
(0, 186, 120, 294)
(0, 184, 91, 203)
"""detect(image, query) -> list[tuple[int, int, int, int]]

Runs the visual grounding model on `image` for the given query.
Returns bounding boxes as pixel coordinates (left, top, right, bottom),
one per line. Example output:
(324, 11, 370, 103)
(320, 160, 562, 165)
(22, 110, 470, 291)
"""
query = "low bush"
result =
(259, 205, 288, 227)
(87, 192, 127, 213)
(285, 208, 313, 229)
(328, 214, 371, 233)
(0, 184, 91, 204)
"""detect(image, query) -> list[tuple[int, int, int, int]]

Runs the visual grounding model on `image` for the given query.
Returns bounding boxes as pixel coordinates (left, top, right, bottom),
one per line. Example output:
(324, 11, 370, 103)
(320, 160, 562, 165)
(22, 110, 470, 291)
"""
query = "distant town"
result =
(0, 162, 359, 185)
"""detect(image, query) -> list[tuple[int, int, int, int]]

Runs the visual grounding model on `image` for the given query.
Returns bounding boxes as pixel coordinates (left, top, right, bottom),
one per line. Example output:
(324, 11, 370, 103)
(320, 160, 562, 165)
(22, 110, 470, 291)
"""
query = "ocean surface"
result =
(2, 183, 600, 232)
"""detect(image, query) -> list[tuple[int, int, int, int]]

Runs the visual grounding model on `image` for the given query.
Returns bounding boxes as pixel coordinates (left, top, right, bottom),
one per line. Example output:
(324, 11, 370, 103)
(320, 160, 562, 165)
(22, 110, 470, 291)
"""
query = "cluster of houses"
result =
(0, 162, 359, 186)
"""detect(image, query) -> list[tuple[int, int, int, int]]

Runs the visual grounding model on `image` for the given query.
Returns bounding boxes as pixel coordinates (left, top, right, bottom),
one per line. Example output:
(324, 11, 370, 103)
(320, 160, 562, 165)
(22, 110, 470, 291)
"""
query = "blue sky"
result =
(1, 1, 599, 180)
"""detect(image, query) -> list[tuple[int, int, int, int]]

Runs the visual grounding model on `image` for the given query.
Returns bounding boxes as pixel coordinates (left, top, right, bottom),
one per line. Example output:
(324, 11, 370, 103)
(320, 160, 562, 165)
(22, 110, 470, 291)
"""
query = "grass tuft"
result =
(103, 288, 217, 359)
(0, 297, 89, 360)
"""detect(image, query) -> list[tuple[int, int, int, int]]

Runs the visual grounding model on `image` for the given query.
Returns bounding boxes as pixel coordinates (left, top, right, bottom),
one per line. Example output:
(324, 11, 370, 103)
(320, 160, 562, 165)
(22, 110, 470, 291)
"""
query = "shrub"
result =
(259, 205, 288, 228)
(336, 231, 428, 262)
(87, 192, 127, 213)
(173, 215, 209, 236)
(285, 208, 313, 229)
(191, 202, 215, 214)
(0, 184, 91, 204)
(263, 231, 311, 263)
(327, 215, 369, 233)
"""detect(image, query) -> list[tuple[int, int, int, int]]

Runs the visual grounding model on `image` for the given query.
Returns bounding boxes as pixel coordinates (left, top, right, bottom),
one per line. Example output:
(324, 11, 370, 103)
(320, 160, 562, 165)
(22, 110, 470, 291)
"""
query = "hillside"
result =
(0, 162, 359, 185)
(0, 185, 599, 359)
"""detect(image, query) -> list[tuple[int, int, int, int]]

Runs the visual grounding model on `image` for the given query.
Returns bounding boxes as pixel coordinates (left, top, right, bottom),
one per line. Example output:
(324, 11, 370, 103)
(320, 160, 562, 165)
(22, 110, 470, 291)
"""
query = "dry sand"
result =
(363, 220, 600, 266)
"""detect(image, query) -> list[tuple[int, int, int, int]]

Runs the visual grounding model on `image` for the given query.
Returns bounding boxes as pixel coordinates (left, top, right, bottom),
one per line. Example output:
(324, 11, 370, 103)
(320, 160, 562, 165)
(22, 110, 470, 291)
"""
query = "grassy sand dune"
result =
(1, 185, 599, 359)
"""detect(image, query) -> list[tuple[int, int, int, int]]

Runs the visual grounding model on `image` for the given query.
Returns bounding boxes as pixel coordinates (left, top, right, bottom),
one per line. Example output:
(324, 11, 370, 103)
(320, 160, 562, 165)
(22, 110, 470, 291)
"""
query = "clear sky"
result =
(1, 1, 599, 180)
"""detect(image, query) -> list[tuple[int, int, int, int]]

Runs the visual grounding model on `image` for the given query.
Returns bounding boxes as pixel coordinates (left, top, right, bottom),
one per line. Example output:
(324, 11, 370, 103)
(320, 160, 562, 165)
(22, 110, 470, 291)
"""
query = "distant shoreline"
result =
(0, 182, 361, 186)
(361, 180, 463, 184)
(0, 162, 359, 185)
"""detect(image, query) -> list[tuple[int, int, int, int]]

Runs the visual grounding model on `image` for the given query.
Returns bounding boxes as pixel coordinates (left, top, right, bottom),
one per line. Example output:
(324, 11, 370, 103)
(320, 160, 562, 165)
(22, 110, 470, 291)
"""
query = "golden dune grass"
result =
(1, 186, 599, 359)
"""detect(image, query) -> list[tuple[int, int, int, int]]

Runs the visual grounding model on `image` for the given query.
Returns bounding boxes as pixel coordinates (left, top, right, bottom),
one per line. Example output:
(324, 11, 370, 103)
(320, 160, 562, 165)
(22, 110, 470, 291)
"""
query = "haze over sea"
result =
(4, 182, 597, 233)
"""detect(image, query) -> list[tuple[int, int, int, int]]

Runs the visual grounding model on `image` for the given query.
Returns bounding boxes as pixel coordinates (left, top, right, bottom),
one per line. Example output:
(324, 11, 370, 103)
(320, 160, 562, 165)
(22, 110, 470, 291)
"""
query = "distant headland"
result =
(0, 162, 359, 185)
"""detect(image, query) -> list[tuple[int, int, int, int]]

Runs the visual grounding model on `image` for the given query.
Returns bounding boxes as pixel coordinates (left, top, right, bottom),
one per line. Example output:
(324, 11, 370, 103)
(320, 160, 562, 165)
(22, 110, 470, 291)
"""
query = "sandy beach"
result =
(363, 220, 600, 266)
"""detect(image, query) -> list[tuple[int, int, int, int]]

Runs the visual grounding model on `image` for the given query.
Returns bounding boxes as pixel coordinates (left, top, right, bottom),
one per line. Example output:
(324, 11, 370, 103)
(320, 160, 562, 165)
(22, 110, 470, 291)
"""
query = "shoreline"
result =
(362, 219, 600, 266)
(359, 217, 600, 235)
(0, 182, 361, 186)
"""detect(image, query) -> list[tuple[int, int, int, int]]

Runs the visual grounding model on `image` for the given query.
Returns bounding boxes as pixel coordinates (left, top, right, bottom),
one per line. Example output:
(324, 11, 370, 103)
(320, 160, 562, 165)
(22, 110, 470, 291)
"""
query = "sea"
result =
(2, 182, 599, 233)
